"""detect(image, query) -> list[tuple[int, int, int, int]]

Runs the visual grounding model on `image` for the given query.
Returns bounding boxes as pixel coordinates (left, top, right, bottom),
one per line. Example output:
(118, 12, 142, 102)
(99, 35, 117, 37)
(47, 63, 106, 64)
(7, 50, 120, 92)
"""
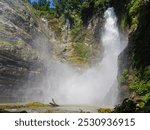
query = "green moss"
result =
(126, 0, 143, 31)
(73, 42, 90, 62)
(116, 0, 143, 31)
(128, 0, 142, 16)
(0, 40, 35, 61)
(120, 15, 127, 30)
(130, 16, 138, 31)
(0, 102, 49, 110)
(25, 102, 49, 107)
(129, 80, 150, 95)
(71, 27, 87, 43)
(0, 40, 17, 47)
(95, 0, 109, 6)
(121, 69, 129, 84)
(115, 0, 150, 109)
(129, 66, 150, 96)
(0, 40, 25, 49)
(0, 102, 49, 113)
(0, 104, 25, 109)
(98, 108, 113, 113)
(142, 93, 150, 103)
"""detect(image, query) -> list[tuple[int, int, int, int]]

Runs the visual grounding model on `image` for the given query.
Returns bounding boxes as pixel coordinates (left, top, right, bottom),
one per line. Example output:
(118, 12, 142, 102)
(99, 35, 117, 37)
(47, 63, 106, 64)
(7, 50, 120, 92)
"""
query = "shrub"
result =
(73, 42, 90, 62)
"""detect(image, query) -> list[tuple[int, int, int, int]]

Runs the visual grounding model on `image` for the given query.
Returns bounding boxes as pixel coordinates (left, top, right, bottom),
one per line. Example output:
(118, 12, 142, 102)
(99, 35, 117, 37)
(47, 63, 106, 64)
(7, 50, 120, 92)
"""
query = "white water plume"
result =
(24, 7, 127, 107)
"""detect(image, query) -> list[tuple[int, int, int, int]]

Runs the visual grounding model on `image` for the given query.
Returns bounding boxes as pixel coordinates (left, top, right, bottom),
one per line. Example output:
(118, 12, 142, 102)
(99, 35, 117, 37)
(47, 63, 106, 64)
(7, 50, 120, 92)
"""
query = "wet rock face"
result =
(0, 0, 48, 102)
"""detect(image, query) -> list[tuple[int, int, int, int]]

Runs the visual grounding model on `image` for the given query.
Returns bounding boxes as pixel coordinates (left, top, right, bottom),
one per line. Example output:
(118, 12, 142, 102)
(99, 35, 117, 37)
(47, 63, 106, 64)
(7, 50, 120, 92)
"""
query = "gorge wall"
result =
(112, 0, 150, 104)
(0, 0, 104, 102)
(0, 0, 51, 101)
(0, 0, 150, 109)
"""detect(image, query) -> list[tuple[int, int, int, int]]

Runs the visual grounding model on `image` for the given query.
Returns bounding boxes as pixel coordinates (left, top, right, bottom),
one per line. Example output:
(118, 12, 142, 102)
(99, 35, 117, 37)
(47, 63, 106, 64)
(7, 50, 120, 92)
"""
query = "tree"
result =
(38, 0, 49, 6)
(31, 0, 50, 11)
(28, 0, 31, 4)
(32, 1, 39, 9)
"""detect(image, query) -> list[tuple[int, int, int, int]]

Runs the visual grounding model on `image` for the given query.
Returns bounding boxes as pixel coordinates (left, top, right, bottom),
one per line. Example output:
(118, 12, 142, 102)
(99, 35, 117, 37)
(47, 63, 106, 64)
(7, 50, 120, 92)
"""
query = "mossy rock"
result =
(25, 102, 49, 107)
(0, 40, 17, 47)
(98, 108, 113, 113)
(114, 98, 137, 113)
(0, 102, 49, 110)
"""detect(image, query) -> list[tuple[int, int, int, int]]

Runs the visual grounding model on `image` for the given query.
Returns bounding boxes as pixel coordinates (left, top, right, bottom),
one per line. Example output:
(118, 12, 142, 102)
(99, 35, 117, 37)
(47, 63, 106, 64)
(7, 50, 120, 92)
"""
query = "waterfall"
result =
(24, 7, 127, 107)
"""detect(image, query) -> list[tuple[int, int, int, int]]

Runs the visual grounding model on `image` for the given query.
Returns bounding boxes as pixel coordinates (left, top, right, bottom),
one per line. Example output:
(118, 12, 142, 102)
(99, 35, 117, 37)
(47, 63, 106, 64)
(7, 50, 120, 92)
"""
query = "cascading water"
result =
(23, 7, 127, 107)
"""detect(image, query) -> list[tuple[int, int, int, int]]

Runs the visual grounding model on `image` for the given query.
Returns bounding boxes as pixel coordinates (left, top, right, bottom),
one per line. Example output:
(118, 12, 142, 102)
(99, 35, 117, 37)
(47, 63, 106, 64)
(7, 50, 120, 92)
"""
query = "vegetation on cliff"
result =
(0, 0, 150, 112)
(112, 0, 150, 111)
(28, 0, 110, 65)
(26, 0, 150, 112)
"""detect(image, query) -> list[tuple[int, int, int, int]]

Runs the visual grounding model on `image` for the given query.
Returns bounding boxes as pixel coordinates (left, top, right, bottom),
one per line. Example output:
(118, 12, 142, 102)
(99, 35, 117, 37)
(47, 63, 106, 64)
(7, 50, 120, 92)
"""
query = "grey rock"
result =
(0, 0, 50, 102)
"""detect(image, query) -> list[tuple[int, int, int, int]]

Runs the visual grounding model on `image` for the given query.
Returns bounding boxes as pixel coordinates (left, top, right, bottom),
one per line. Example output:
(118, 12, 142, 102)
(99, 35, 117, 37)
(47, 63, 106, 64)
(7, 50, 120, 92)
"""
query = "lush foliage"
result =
(121, 69, 129, 84)
(29, 0, 108, 25)
(128, 1, 150, 104)
(129, 66, 150, 98)
(112, 0, 150, 111)
(53, 0, 109, 25)
(28, 0, 107, 64)
(30, 0, 51, 11)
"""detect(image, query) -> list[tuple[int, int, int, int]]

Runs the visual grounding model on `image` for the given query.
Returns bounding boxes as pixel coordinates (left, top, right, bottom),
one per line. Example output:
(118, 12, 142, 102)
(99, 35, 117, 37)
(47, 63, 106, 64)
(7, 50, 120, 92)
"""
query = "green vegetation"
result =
(29, 0, 108, 29)
(143, 93, 150, 104)
(127, 0, 143, 31)
(0, 40, 17, 47)
(0, 40, 35, 61)
(25, 102, 49, 107)
(128, 67, 150, 102)
(27, 0, 106, 64)
(53, 0, 108, 29)
(0, 102, 49, 110)
(30, 0, 50, 11)
(119, 67, 150, 110)
(98, 108, 113, 113)
(129, 79, 150, 96)
(73, 43, 90, 62)
(121, 69, 129, 84)
(113, 0, 150, 111)
(127, 1, 150, 105)
(112, 0, 143, 31)
(120, 15, 128, 30)
(26, 0, 150, 111)
(0, 102, 50, 113)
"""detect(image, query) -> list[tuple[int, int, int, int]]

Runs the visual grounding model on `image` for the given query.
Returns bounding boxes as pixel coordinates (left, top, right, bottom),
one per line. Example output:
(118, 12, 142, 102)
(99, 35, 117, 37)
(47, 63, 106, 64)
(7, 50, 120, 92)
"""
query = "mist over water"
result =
(24, 7, 127, 107)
